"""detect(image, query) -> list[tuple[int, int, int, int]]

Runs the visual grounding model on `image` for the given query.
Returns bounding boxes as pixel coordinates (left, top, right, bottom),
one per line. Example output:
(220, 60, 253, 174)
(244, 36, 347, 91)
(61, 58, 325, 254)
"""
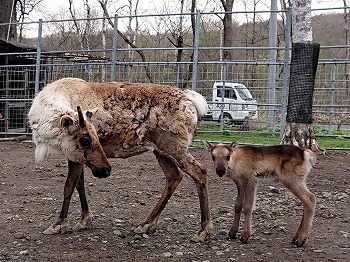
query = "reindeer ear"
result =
(85, 107, 99, 119)
(204, 141, 214, 151)
(60, 115, 74, 128)
(230, 141, 239, 149)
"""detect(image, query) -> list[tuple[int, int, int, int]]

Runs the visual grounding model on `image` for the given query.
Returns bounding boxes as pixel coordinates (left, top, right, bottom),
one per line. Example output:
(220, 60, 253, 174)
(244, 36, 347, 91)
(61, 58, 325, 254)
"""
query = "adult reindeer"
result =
(28, 77, 213, 242)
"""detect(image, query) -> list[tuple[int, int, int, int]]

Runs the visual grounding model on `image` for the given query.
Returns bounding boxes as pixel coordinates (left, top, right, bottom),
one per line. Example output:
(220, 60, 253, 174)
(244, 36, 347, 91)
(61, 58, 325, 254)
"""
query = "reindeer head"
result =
(59, 106, 112, 178)
(204, 141, 238, 177)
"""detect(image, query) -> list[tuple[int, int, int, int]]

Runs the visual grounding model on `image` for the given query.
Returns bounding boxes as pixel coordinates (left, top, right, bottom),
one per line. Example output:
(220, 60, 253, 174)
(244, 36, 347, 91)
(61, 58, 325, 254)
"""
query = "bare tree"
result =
(0, 0, 16, 40)
(68, 0, 93, 51)
(68, 0, 84, 49)
(281, 0, 324, 153)
(126, 0, 139, 81)
(220, 0, 234, 62)
(167, 0, 186, 64)
(186, 0, 197, 87)
(17, 0, 44, 41)
(163, 0, 193, 88)
(217, 0, 234, 80)
(98, 0, 152, 82)
(242, 0, 264, 84)
(100, 0, 108, 81)
(0, 0, 43, 41)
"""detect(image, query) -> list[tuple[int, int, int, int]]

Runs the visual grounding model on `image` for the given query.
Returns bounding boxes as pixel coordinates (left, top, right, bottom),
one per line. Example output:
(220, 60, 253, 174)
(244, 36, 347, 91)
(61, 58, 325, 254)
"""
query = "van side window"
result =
(217, 86, 237, 100)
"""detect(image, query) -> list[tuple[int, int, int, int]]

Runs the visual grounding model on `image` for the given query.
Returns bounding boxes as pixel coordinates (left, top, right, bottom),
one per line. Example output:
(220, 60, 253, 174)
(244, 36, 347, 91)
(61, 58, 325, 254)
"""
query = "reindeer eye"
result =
(79, 135, 92, 149)
(226, 155, 230, 161)
(212, 156, 215, 161)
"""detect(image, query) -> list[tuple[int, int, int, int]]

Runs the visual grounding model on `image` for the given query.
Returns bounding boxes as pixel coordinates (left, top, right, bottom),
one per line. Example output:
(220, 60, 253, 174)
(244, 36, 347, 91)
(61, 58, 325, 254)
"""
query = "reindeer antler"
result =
(77, 106, 86, 128)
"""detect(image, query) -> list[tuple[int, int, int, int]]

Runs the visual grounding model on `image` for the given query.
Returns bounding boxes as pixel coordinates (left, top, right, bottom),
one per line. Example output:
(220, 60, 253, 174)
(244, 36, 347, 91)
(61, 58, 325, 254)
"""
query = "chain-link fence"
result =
(0, 8, 349, 147)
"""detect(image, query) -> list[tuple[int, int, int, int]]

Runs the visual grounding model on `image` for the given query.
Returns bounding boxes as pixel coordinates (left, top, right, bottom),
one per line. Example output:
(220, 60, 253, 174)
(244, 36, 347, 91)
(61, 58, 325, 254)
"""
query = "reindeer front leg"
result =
(240, 176, 257, 243)
(73, 167, 93, 231)
(178, 154, 213, 242)
(192, 177, 213, 242)
(43, 160, 84, 234)
(229, 180, 244, 239)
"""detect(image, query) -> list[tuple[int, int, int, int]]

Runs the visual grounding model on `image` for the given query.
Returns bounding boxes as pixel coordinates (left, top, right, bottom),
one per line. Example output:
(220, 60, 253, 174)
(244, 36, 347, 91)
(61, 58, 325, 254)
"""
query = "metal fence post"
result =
(219, 64, 227, 133)
(279, 7, 292, 140)
(267, 0, 278, 134)
(111, 14, 119, 82)
(34, 19, 43, 96)
(328, 63, 337, 134)
(191, 9, 201, 91)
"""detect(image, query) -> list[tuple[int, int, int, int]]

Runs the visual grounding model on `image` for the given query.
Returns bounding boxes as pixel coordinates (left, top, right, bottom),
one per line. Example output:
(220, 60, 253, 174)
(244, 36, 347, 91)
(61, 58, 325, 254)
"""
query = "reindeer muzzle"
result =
(91, 166, 112, 178)
(216, 166, 226, 177)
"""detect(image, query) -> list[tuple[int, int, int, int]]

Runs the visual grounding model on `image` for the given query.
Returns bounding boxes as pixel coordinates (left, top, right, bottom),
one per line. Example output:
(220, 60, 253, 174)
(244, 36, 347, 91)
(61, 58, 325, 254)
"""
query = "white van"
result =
(205, 82, 258, 124)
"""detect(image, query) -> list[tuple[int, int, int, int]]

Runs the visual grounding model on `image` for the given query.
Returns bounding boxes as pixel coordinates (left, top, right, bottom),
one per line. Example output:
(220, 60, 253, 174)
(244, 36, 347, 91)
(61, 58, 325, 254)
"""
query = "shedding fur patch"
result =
(28, 78, 207, 161)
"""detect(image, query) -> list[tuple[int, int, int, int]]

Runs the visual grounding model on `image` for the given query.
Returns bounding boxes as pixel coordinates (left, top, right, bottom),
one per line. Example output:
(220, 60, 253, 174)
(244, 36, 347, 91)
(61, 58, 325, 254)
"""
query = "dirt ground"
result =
(0, 140, 349, 262)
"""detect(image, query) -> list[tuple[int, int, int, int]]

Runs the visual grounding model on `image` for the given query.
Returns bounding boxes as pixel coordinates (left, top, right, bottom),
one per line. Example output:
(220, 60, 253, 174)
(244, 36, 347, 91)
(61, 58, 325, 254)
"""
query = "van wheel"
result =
(219, 113, 233, 125)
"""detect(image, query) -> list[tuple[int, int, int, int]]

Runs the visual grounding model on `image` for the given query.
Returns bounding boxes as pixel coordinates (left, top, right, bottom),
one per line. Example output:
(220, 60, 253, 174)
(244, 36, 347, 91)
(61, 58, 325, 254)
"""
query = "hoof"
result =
(228, 232, 237, 239)
(134, 225, 146, 234)
(43, 224, 68, 235)
(240, 233, 250, 244)
(191, 220, 213, 242)
(239, 237, 250, 244)
(292, 237, 306, 247)
(134, 223, 157, 234)
(191, 231, 206, 242)
(43, 219, 69, 234)
(73, 216, 93, 231)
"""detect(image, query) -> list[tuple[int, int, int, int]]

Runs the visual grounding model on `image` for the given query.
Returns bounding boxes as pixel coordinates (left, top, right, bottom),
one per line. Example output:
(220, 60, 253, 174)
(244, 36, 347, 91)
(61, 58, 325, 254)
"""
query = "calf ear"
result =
(60, 115, 74, 127)
(204, 141, 214, 151)
(230, 141, 238, 149)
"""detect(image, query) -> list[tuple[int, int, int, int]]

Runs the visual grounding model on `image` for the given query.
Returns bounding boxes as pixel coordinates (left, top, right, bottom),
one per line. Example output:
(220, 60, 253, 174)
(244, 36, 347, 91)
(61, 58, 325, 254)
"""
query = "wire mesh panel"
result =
(0, 8, 349, 146)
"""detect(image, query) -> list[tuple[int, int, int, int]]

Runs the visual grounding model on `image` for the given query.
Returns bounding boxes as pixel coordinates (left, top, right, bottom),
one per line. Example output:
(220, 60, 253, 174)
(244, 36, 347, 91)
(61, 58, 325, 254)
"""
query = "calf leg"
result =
(73, 169, 93, 231)
(285, 178, 316, 247)
(177, 153, 213, 242)
(229, 180, 244, 239)
(240, 177, 257, 243)
(134, 150, 183, 234)
(43, 160, 83, 234)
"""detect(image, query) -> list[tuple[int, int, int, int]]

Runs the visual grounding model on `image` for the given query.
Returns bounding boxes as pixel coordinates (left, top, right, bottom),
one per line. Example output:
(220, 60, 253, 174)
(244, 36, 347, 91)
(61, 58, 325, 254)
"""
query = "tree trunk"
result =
(180, 0, 196, 89)
(281, 123, 325, 154)
(221, 0, 234, 61)
(0, 0, 16, 40)
(280, 0, 325, 154)
(220, 0, 234, 79)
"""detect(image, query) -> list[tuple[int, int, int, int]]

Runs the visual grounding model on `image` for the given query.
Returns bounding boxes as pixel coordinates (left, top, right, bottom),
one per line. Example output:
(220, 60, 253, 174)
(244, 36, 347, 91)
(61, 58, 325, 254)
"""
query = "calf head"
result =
(60, 106, 111, 178)
(204, 141, 237, 177)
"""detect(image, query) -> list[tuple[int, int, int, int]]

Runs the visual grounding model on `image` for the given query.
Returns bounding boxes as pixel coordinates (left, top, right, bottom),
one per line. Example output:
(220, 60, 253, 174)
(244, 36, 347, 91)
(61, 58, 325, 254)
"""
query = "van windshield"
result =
(236, 85, 253, 101)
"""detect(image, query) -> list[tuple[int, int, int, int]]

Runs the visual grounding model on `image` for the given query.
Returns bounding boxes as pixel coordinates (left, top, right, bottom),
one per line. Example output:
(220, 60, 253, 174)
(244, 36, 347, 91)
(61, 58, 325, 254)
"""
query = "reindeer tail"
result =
(185, 89, 208, 117)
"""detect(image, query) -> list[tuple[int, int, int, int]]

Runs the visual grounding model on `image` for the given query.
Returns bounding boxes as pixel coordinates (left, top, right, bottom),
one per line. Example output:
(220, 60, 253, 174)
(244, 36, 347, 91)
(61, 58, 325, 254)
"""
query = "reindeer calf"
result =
(205, 141, 316, 247)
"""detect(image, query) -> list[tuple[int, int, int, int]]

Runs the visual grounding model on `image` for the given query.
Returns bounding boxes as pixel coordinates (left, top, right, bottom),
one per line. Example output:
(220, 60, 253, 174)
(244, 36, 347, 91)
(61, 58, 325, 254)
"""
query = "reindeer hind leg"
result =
(282, 174, 316, 247)
(134, 150, 183, 234)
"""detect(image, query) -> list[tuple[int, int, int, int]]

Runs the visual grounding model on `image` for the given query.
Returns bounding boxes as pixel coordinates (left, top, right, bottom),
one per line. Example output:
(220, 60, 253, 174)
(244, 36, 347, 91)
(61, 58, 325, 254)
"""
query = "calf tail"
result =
(185, 90, 208, 116)
(304, 149, 317, 168)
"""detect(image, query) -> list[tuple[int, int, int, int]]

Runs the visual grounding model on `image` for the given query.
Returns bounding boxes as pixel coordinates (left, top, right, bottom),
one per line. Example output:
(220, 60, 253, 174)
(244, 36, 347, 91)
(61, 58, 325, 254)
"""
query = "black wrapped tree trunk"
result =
(281, 42, 325, 154)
